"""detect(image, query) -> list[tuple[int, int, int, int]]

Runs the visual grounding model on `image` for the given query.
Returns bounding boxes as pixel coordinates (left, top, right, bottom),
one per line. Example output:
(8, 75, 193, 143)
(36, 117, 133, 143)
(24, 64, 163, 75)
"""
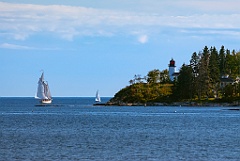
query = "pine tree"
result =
(190, 52, 200, 99)
(209, 46, 220, 97)
(225, 49, 233, 76)
(219, 45, 226, 76)
(176, 64, 193, 100)
(196, 46, 210, 99)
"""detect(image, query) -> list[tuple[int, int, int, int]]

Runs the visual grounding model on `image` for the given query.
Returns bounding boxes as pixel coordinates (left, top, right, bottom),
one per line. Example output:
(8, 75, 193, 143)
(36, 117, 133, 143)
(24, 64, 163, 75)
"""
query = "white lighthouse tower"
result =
(169, 58, 176, 81)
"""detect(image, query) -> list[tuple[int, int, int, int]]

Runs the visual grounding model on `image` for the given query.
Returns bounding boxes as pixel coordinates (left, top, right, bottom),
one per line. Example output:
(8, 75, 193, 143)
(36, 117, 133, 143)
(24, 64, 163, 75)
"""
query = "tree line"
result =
(110, 46, 240, 104)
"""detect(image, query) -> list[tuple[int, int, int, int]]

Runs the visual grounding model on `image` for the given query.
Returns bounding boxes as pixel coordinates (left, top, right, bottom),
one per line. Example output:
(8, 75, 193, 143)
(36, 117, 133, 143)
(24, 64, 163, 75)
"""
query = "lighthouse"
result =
(169, 58, 176, 81)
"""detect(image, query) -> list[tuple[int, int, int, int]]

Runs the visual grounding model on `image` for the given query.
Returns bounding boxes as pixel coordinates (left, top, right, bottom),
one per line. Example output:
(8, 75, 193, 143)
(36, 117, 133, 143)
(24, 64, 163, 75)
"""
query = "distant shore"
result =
(94, 101, 240, 107)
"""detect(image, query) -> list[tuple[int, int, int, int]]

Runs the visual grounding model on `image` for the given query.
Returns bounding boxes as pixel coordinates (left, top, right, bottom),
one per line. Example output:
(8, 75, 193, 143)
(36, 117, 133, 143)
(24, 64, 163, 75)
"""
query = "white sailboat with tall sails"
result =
(35, 72, 52, 104)
(95, 90, 101, 102)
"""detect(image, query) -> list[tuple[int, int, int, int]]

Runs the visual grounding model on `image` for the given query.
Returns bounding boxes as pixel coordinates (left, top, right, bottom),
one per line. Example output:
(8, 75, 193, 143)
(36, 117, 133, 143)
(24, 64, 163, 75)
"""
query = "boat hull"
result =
(41, 99, 52, 104)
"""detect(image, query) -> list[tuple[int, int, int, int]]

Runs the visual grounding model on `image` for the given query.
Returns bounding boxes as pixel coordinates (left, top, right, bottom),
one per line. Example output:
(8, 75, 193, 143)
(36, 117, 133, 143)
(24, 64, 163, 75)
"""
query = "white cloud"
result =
(0, 43, 62, 50)
(133, 0, 240, 15)
(0, 43, 33, 49)
(0, 2, 240, 41)
(138, 35, 148, 44)
(183, 0, 240, 14)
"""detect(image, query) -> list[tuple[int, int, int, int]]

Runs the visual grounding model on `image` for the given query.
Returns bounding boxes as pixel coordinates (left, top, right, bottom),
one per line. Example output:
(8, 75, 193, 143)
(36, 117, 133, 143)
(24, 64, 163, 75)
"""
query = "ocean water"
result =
(0, 97, 240, 161)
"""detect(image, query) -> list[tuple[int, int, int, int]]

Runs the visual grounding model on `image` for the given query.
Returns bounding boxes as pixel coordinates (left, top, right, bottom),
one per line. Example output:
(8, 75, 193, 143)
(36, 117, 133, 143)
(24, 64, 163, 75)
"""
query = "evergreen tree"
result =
(190, 52, 200, 98)
(225, 49, 233, 76)
(224, 50, 240, 79)
(229, 50, 240, 78)
(235, 52, 240, 77)
(209, 46, 220, 97)
(190, 52, 199, 77)
(196, 46, 210, 99)
(219, 45, 226, 76)
(176, 64, 193, 100)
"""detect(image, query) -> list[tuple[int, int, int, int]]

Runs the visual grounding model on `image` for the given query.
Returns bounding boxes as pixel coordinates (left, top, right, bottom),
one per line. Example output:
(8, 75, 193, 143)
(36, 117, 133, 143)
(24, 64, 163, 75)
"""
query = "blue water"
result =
(0, 97, 240, 161)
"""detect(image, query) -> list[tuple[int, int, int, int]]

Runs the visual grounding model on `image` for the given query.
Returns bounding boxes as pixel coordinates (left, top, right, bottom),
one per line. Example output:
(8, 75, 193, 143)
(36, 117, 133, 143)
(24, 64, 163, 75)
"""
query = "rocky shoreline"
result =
(94, 101, 240, 107)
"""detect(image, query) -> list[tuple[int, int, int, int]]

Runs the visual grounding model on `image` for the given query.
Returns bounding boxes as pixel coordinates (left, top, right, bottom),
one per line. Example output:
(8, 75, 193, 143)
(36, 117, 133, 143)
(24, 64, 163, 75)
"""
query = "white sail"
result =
(36, 73, 48, 99)
(95, 90, 101, 102)
(35, 72, 52, 104)
(43, 82, 52, 99)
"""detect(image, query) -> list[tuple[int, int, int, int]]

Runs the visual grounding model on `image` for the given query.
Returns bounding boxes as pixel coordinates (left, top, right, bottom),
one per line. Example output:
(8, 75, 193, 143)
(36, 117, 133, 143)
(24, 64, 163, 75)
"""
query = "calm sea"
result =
(0, 97, 239, 161)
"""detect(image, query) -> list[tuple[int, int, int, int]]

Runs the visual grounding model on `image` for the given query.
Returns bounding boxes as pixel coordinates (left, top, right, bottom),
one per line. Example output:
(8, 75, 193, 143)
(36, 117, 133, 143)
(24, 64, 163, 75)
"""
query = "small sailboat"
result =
(95, 90, 101, 102)
(35, 72, 52, 104)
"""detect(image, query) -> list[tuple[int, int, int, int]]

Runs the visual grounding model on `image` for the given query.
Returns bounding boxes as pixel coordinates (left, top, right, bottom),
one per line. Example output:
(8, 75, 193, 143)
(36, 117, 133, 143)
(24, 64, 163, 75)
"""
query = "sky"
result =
(1, 0, 240, 97)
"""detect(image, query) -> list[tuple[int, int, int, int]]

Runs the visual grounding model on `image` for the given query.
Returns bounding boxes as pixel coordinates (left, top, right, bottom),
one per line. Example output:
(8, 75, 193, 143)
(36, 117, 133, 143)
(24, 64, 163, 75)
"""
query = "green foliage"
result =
(110, 69, 173, 104)
(209, 46, 220, 97)
(174, 64, 193, 100)
(147, 69, 160, 83)
(111, 46, 240, 104)
(219, 45, 226, 75)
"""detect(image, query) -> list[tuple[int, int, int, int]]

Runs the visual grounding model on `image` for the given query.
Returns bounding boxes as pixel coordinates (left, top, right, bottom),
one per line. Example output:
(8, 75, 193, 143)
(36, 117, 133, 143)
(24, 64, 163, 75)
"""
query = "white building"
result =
(168, 59, 179, 81)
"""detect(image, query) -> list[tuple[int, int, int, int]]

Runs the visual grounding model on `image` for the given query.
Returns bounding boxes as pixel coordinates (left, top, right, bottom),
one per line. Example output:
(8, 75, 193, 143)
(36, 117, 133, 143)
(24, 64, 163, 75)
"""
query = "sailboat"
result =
(95, 90, 101, 102)
(35, 72, 52, 104)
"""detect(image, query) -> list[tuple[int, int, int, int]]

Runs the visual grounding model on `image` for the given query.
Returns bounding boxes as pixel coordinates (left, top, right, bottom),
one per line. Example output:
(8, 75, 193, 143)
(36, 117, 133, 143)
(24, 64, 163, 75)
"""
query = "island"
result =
(105, 46, 240, 107)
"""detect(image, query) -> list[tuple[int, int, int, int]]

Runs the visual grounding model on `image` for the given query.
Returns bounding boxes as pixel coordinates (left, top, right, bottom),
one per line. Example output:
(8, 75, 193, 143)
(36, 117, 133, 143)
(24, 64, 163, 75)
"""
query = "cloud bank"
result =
(0, 1, 240, 42)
